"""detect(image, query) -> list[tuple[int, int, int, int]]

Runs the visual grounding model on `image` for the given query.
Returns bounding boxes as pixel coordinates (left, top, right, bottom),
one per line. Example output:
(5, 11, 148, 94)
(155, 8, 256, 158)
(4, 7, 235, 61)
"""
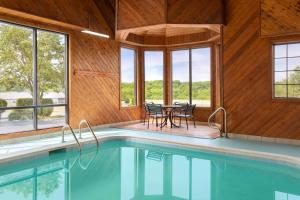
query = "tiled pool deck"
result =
(0, 127, 300, 164)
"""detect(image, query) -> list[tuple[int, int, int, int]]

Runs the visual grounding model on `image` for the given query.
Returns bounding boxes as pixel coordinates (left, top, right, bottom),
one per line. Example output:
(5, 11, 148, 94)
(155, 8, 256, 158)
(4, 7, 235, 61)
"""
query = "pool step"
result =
(49, 148, 67, 155)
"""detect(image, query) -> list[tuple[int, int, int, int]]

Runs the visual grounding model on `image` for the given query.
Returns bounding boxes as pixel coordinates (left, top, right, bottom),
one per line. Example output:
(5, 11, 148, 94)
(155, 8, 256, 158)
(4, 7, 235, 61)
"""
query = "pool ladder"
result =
(62, 124, 81, 148)
(208, 107, 228, 138)
(78, 119, 99, 146)
(61, 119, 99, 149)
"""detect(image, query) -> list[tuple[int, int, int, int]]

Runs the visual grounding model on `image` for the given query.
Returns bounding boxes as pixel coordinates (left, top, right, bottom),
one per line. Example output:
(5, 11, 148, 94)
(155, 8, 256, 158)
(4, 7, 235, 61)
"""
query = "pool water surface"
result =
(0, 140, 299, 200)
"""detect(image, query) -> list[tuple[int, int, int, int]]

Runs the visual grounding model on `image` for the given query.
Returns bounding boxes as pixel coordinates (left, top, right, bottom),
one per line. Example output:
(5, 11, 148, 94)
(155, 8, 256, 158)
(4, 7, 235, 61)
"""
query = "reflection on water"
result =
(0, 161, 65, 200)
(0, 141, 300, 200)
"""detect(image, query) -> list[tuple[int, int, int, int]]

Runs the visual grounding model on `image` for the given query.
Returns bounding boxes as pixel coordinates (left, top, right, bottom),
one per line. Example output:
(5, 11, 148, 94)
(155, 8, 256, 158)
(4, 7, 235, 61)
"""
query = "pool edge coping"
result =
(0, 134, 300, 169)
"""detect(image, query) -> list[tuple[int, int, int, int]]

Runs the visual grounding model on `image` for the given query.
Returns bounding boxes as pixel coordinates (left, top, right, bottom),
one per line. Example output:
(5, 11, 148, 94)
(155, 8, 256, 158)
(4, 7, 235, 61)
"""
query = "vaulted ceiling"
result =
(115, 0, 225, 46)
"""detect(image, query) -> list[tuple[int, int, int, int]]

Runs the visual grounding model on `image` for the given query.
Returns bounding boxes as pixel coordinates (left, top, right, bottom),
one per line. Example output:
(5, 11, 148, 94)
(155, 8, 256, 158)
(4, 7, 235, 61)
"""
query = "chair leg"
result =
(143, 113, 146, 125)
(147, 115, 150, 129)
(156, 117, 158, 127)
(193, 117, 196, 128)
(152, 117, 154, 124)
(186, 118, 188, 130)
(179, 117, 182, 127)
(160, 117, 163, 130)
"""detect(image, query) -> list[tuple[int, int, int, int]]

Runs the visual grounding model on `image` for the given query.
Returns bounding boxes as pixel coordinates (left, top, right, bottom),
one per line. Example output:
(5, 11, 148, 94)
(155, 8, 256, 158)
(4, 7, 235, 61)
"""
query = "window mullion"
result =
(33, 29, 38, 130)
(135, 49, 137, 106)
(189, 49, 192, 104)
(64, 36, 69, 124)
(286, 44, 289, 98)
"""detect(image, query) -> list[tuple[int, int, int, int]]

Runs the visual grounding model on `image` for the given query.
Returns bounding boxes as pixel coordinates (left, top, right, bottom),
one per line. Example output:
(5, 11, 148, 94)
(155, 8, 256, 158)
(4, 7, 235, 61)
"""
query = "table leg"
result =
(160, 111, 168, 128)
(169, 108, 179, 128)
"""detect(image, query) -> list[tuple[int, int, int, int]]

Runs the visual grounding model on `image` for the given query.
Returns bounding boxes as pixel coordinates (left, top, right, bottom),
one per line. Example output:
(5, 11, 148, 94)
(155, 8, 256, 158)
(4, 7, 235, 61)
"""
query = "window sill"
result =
(195, 107, 213, 111)
(120, 106, 138, 110)
(272, 97, 300, 103)
(0, 126, 63, 140)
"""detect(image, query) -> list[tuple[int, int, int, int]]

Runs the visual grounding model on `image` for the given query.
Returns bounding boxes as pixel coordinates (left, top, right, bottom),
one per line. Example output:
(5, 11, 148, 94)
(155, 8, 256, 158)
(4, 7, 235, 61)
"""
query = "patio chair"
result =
(143, 102, 154, 125)
(172, 102, 188, 123)
(174, 104, 196, 130)
(146, 104, 168, 130)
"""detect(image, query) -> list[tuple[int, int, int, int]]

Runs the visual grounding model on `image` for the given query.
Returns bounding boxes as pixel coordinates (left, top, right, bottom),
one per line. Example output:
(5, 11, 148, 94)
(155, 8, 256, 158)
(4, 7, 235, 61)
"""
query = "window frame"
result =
(272, 41, 300, 100)
(0, 20, 69, 134)
(143, 49, 166, 104)
(169, 45, 213, 108)
(119, 44, 138, 108)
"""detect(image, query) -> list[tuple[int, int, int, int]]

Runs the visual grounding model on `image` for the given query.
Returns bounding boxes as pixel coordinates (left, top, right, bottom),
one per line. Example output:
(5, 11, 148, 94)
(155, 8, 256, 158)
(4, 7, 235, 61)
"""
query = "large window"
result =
(0, 21, 68, 134)
(144, 51, 164, 104)
(273, 42, 300, 98)
(171, 47, 211, 107)
(120, 47, 137, 107)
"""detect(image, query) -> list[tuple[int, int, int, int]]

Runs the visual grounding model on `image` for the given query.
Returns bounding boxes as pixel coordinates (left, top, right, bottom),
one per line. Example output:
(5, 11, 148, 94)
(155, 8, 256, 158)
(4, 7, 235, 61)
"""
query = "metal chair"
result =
(147, 104, 168, 130)
(174, 104, 196, 130)
(172, 102, 188, 123)
(143, 102, 154, 125)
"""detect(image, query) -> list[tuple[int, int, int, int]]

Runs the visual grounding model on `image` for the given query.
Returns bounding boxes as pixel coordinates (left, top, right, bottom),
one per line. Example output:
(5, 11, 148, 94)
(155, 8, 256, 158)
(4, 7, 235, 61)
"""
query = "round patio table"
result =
(161, 105, 182, 128)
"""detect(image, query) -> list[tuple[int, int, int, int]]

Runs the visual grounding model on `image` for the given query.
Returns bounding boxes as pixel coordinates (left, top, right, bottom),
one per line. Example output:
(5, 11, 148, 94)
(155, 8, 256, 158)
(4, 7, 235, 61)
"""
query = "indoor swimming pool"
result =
(0, 139, 299, 200)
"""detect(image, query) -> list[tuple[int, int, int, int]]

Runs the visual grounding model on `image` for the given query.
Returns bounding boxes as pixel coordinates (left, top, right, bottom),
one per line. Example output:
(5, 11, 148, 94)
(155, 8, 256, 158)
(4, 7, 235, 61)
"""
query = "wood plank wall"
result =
(70, 33, 141, 128)
(167, 0, 224, 24)
(261, 0, 300, 37)
(223, 0, 300, 139)
(117, 0, 166, 30)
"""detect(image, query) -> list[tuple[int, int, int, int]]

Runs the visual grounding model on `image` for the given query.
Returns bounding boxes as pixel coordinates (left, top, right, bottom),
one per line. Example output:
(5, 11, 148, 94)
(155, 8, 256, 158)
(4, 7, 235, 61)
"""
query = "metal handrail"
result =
(62, 124, 81, 149)
(208, 107, 228, 138)
(79, 119, 99, 146)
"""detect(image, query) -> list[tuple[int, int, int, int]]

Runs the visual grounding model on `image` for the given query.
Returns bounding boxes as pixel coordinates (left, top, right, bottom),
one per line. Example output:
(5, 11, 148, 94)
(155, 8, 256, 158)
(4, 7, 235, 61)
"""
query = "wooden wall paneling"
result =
(261, 0, 300, 37)
(117, 0, 165, 30)
(70, 33, 141, 128)
(89, 0, 114, 37)
(223, 0, 300, 139)
(0, 0, 90, 28)
(93, 0, 116, 35)
(167, 0, 224, 24)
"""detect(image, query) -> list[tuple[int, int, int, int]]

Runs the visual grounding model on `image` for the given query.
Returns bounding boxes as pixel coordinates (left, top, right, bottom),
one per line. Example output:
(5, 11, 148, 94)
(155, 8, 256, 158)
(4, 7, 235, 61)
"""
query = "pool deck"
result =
(0, 127, 300, 165)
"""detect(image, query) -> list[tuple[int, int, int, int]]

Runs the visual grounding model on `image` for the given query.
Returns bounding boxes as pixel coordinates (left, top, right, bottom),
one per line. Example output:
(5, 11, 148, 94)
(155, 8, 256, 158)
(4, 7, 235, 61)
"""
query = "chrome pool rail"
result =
(79, 119, 99, 146)
(62, 124, 81, 149)
(208, 107, 228, 138)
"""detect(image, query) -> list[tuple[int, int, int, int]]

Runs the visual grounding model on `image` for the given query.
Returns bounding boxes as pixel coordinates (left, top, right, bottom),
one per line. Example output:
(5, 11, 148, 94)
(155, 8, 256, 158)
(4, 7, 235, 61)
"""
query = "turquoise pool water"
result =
(0, 140, 300, 200)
